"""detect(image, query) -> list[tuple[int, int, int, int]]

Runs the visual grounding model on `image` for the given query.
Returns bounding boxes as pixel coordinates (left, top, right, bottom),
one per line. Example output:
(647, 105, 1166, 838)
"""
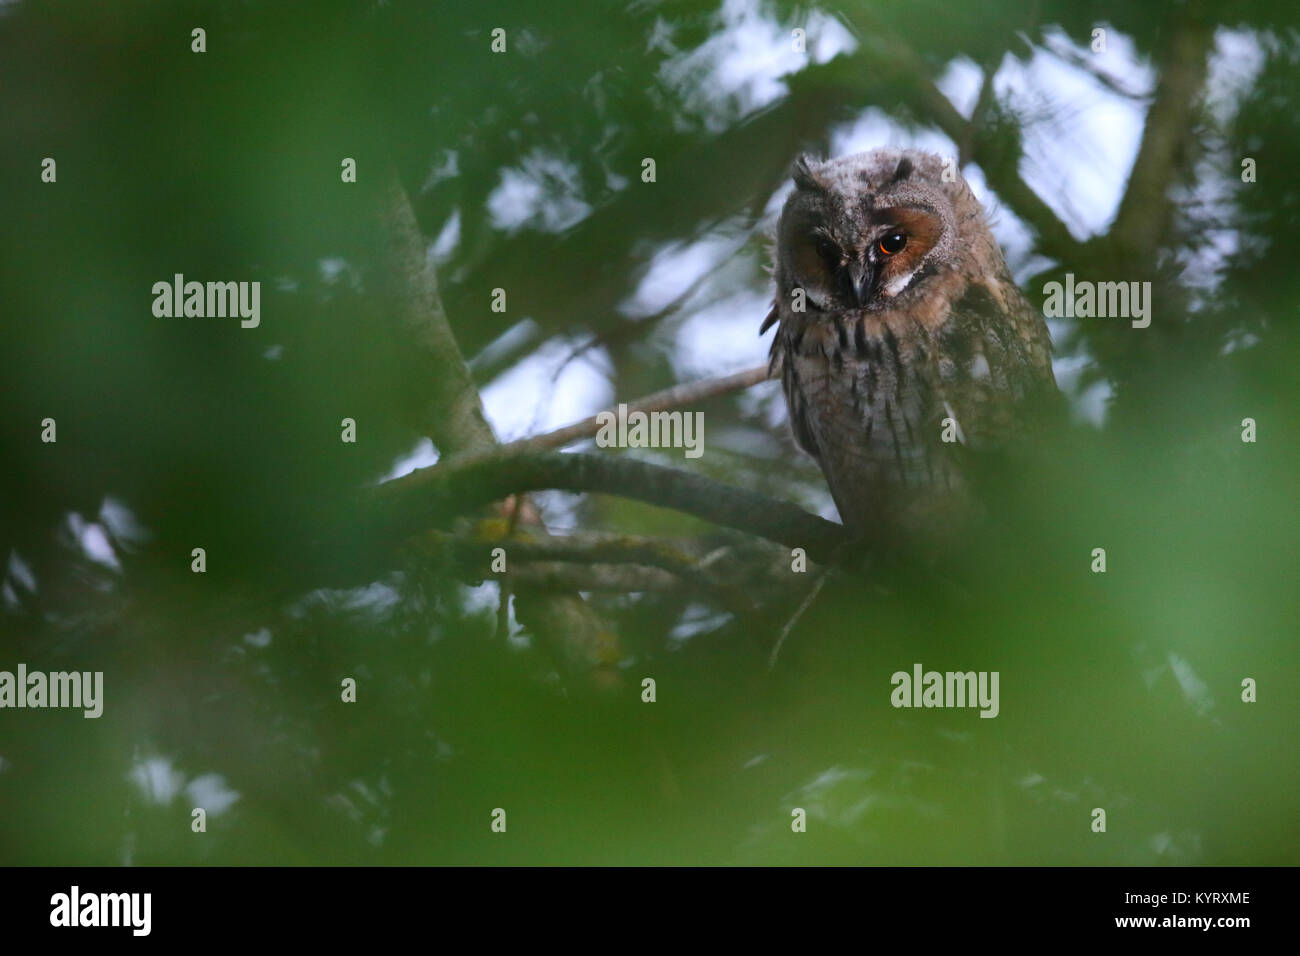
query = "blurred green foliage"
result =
(0, 0, 1297, 864)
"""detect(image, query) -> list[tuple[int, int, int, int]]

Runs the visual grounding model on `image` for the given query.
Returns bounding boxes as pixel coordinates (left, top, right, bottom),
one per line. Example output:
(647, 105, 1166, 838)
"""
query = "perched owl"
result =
(763, 148, 1057, 546)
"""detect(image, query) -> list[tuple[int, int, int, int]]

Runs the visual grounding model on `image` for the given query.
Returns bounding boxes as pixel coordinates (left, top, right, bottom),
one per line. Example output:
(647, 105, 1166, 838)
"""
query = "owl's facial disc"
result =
(779, 155, 950, 312)
(792, 204, 942, 311)
(867, 205, 944, 302)
(791, 230, 881, 310)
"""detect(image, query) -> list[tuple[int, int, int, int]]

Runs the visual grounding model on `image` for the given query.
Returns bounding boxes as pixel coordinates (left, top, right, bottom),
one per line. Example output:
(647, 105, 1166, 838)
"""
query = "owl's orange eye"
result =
(879, 232, 907, 255)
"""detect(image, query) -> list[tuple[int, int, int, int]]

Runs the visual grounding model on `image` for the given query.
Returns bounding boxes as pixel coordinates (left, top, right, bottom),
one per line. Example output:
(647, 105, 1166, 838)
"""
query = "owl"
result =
(763, 148, 1057, 546)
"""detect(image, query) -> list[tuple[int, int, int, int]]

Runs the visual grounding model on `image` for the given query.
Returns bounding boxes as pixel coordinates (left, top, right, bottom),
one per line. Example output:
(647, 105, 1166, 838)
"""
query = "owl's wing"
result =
(928, 278, 1058, 453)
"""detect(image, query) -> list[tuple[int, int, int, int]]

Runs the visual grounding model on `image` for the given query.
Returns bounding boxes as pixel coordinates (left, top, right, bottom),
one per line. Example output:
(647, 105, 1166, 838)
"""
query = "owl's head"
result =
(775, 148, 973, 313)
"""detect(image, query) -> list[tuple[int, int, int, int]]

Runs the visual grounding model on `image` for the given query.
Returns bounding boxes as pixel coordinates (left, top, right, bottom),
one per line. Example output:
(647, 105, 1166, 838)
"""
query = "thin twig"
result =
(768, 567, 832, 669)
(535, 235, 753, 403)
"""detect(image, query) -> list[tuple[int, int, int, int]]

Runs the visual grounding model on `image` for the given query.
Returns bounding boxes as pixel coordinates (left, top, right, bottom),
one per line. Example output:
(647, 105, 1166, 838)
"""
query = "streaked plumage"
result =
(764, 148, 1056, 541)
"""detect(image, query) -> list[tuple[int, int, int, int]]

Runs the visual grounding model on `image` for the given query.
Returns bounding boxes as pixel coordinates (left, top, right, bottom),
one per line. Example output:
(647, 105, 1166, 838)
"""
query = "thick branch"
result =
(374, 164, 612, 675)
(372, 450, 848, 564)
(376, 163, 497, 453)
(1109, 19, 1214, 263)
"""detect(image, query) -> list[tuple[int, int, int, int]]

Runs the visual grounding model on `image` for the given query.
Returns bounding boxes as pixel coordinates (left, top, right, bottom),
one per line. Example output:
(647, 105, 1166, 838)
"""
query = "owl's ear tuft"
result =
(891, 157, 914, 184)
(792, 153, 825, 192)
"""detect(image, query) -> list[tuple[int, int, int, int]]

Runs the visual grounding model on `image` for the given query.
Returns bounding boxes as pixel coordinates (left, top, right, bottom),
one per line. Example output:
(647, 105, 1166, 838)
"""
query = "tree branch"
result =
(372, 450, 848, 564)
(416, 527, 791, 616)
(481, 364, 772, 458)
(846, 13, 1087, 264)
(374, 163, 615, 677)
(1109, 19, 1214, 264)
(376, 162, 498, 453)
(506, 562, 681, 593)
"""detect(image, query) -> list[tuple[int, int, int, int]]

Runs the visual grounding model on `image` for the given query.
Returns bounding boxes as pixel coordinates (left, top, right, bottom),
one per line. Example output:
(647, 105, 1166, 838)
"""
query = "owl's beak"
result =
(846, 260, 874, 307)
